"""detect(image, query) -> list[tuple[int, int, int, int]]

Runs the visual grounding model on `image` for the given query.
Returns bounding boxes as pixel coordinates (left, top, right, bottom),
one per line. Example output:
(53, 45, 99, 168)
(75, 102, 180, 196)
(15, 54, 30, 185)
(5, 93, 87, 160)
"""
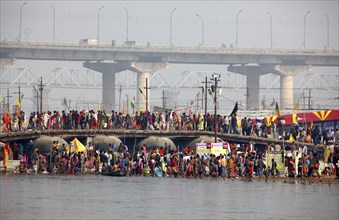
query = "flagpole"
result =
(303, 109, 307, 131)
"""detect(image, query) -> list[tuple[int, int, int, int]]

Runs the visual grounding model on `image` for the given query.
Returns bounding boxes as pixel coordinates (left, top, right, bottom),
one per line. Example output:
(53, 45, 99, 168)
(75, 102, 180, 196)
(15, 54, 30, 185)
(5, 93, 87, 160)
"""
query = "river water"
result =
(0, 175, 338, 220)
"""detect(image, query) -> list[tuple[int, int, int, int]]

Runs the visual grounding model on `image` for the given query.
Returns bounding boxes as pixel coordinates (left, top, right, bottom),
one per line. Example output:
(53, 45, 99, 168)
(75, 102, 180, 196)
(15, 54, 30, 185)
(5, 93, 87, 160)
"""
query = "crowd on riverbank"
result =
(2, 110, 339, 145)
(2, 139, 339, 182)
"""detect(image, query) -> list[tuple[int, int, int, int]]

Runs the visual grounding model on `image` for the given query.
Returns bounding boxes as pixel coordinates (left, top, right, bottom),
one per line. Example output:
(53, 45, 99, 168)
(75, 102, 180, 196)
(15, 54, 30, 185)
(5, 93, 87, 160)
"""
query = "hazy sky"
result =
(1, 0, 338, 47)
(0, 0, 338, 113)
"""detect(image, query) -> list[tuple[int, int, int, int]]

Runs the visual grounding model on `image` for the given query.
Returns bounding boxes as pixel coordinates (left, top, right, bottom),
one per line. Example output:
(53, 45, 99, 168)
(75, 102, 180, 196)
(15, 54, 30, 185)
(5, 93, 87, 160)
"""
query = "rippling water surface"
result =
(1, 175, 338, 220)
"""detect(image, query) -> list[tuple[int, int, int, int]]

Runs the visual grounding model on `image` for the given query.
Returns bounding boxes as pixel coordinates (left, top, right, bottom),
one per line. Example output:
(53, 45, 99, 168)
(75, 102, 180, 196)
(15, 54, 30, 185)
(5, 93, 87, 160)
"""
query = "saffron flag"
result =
(294, 99, 300, 110)
(275, 102, 280, 117)
(98, 102, 101, 111)
(230, 102, 238, 116)
(292, 114, 298, 124)
(16, 98, 21, 108)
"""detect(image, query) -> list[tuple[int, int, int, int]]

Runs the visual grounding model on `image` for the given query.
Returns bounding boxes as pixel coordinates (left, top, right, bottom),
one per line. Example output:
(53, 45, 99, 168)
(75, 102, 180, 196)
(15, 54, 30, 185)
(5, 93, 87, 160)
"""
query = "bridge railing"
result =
(1, 40, 338, 55)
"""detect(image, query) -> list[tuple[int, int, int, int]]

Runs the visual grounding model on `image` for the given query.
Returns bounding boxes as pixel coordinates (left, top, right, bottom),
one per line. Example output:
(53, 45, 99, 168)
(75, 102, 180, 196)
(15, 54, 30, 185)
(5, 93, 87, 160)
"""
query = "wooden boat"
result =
(101, 170, 126, 177)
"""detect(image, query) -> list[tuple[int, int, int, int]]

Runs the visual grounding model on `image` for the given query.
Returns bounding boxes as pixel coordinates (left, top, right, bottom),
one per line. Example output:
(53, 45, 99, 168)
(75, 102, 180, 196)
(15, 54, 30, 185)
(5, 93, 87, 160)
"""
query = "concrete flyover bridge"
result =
(0, 129, 324, 152)
(1, 40, 338, 110)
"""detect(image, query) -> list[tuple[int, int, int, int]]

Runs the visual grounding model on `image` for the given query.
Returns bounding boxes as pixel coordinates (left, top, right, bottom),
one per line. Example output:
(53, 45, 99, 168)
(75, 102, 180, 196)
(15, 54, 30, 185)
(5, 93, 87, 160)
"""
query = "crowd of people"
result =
(4, 138, 339, 181)
(2, 110, 339, 146)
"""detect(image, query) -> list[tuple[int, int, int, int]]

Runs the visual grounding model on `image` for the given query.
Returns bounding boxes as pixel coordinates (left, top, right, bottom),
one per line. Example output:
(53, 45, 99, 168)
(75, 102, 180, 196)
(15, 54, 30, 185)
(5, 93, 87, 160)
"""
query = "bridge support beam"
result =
(83, 61, 130, 112)
(0, 58, 15, 67)
(228, 65, 275, 110)
(274, 65, 311, 109)
(130, 62, 167, 111)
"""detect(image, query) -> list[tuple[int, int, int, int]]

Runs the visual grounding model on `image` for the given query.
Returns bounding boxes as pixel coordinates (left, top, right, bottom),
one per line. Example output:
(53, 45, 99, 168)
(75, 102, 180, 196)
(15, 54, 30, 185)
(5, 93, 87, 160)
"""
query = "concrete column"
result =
(246, 72, 260, 110)
(102, 73, 116, 111)
(273, 65, 311, 109)
(130, 62, 167, 111)
(83, 61, 130, 111)
(280, 74, 294, 109)
(228, 65, 274, 110)
(137, 72, 151, 112)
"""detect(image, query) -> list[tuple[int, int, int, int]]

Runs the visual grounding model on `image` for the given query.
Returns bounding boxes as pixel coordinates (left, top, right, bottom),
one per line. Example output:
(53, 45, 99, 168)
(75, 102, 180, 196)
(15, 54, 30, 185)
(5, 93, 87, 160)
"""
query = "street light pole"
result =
(202, 76, 212, 131)
(235, 9, 243, 47)
(205, 77, 208, 130)
(97, 6, 104, 45)
(14, 85, 22, 110)
(39, 77, 44, 114)
(146, 78, 149, 112)
(50, 5, 56, 43)
(266, 11, 273, 48)
(19, 2, 28, 42)
(303, 10, 310, 49)
(323, 13, 329, 48)
(195, 13, 204, 46)
(211, 73, 220, 143)
(139, 78, 150, 112)
(123, 7, 129, 41)
(200, 86, 204, 110)
(33, 86, 39, 114)
(170, 8, 177, 46)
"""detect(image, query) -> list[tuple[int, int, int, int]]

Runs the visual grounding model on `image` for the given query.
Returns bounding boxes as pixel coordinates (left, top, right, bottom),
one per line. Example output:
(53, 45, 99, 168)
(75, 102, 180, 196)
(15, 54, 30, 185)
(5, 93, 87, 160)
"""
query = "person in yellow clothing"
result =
(220, 155, 227, 180)
(227, 156, 234, 178)
(228, 157, 234, 170)
(198, 114, 204, 131)
(324, 146, 331, 164)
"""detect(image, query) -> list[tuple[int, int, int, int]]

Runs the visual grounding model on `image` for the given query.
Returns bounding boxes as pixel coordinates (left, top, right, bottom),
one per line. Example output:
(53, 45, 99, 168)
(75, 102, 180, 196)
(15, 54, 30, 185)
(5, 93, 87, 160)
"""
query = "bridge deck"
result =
(1, 41, 338, 66)
(0, 130, 324, 150)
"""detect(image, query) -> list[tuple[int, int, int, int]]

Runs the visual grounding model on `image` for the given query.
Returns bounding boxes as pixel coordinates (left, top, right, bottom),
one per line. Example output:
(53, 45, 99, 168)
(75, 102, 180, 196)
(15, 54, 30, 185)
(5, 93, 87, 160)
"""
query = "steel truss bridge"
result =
(1, 66, 338, 92)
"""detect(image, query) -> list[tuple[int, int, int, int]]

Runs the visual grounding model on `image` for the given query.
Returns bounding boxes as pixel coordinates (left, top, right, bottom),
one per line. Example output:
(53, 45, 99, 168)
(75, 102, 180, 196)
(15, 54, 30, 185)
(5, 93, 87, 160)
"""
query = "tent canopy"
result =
(71, 138, 87, 156)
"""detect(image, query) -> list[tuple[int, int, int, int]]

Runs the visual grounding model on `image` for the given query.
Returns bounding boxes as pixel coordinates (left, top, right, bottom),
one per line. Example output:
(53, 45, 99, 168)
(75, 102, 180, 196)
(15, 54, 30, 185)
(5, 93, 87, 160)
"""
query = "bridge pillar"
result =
(273, 65, 311, 109)
(227, 65, 274, 110)
(83, 61, 130, 112)
(130, 62, 167, 111)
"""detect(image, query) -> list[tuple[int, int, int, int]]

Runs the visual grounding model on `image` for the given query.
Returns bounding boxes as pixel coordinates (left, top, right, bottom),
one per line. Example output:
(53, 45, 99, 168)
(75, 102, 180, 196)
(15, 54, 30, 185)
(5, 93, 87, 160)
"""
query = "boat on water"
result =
(101, 170, 126, 177)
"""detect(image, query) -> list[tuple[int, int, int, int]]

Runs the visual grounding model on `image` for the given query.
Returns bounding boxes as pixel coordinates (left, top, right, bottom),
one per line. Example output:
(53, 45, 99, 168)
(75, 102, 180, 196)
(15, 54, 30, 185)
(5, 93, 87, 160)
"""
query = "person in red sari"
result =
(2, 113, 11, 131)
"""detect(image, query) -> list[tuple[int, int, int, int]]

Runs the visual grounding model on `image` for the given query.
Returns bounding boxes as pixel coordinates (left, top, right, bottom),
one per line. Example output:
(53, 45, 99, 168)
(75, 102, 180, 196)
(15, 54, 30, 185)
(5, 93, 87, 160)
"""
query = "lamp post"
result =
(38, 77, 44, 114)
(211, 73, 221, 143)
(202, 76, 212, 131)
(303, 10, 310, 49)
(50, 5, 56, 43)
(266, 11, 273, 48)
(323, 13, 329, 48)
(235, 9, 243, 47)
(195, 13, 204, 46)
(170, 8, 177, 46)
(139, 78, 150, 112)
(97, 6, 104, 45)
(123, 7, 129, 41)
(19, 2, 28, 41)
(33, 86, 39, 114)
